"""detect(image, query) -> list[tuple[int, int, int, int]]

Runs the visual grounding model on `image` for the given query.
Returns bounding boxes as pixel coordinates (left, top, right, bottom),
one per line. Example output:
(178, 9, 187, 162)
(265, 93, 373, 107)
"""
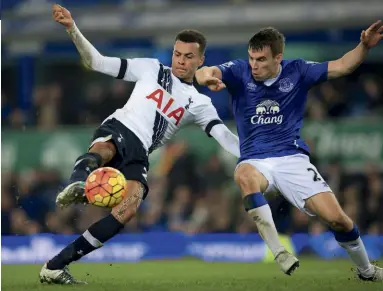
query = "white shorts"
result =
(237, 154, 332, 216)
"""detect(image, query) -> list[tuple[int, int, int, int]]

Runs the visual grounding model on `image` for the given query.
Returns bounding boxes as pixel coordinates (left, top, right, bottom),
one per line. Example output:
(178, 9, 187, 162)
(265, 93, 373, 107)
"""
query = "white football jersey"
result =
(104, 58, 222, 153)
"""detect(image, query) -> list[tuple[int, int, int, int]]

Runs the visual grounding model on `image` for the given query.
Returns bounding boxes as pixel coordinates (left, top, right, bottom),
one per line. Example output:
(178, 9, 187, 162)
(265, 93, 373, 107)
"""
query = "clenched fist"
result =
(52, 4, 74, 29)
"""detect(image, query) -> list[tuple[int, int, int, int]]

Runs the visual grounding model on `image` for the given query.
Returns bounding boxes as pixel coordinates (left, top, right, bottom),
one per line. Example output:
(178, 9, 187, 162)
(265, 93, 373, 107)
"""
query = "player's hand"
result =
(360, 20, 383, 49)
(52, 4, 74, 29)
(205, 77, 226, 92)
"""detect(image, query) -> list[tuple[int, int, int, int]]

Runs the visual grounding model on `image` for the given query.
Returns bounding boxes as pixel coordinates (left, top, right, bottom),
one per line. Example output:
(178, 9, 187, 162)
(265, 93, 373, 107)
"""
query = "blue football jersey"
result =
(218, 59, 328, 161)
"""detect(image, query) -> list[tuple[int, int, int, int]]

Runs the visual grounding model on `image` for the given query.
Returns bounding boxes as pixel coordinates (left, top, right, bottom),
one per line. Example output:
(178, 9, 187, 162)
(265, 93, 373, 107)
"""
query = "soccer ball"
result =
(85, 167, 127, 208)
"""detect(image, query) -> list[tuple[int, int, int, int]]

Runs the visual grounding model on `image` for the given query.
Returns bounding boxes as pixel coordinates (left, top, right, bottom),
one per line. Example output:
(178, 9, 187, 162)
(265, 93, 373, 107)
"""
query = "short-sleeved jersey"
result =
(105, 58, 222, 153)
(218, 58, 328, 161)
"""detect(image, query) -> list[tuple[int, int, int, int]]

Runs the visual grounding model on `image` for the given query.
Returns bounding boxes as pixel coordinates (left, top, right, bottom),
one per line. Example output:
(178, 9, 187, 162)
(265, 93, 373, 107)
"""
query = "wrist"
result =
(65, 21, 75, 32)
(194, 71, 205, 85)
(360, 41, 370, 50)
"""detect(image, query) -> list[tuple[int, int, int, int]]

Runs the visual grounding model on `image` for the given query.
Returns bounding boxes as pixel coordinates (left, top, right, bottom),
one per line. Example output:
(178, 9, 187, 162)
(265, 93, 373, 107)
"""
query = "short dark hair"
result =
(248, 27, 285, 56)
(175, 29, 207, 55)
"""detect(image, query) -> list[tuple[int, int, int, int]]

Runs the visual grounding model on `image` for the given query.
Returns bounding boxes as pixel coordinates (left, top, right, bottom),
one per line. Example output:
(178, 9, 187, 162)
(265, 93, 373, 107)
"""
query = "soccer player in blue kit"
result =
(196, 21, 383, 281)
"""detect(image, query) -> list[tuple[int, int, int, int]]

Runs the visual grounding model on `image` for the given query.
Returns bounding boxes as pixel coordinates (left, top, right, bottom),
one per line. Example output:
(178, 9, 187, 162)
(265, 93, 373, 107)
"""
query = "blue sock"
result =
(331, 224, 360, 243)
(243, 192, 268, 211)
(332, 224, 372, 275)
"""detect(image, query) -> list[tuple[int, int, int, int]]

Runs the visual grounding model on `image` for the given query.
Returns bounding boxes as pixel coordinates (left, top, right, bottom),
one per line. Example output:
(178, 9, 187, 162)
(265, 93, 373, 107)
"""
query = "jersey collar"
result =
(178, 77, 193, 86)
(263, 64, 282, 87)
(170, 68, 194, 85)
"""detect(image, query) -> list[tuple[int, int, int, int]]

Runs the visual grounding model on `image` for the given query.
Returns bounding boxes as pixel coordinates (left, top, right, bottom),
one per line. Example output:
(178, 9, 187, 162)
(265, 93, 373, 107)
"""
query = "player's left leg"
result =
(57, 118, 136, 208)
(305, 192, 383, 282)
(40, 180, 145, 284)
(56, 141, 117, 208)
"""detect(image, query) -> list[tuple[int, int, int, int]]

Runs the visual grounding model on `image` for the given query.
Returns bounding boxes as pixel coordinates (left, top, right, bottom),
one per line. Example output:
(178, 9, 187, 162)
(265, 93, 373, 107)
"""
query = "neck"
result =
(178, 76, 194, 85)
(270, 65, 281, 79)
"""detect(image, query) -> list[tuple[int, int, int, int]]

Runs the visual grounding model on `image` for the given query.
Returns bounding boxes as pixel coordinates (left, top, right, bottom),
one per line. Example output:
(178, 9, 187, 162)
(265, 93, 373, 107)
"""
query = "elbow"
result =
(82, 60, 93, 70)
(87, 54, 105, 72)
(80, 57, 97, 71)
(338, 58, 357, 76)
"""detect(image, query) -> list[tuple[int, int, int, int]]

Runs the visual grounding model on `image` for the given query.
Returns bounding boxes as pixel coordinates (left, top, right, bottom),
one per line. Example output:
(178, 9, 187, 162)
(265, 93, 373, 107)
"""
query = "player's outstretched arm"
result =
(328, 20, 382, 79)
(193, 99, 240, 158)
(209, 124, 240, 158)
(195, 66, 226, 91)
(52, 4, 121, 77)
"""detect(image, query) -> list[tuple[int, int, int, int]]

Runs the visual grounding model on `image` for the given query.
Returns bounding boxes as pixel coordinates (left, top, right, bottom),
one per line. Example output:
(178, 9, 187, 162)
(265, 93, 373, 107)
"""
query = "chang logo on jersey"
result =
(250, 100, 283, 125)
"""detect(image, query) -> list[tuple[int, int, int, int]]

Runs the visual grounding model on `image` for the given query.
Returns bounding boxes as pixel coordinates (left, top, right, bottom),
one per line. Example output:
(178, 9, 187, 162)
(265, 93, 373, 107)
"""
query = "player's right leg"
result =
(40, 180, 145, 284)
(271, 153, 382, 282)
(234, 162, 299, 275)
(41, 118, 150, 284)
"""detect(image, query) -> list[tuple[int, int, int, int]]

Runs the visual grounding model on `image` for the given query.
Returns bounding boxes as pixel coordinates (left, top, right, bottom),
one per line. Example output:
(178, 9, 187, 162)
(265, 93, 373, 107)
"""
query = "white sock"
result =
(338, 237, 374, 276)
(248, 204, 285, 257)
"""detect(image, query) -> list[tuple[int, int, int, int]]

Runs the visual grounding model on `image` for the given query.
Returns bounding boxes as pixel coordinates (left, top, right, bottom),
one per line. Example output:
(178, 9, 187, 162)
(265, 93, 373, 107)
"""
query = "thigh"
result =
(120, 163, 149, 199)
(91, 118, 150, 198)
(235, 159, 276, 195)
(272, 154, 332, 216)
(89, 118, 126, 168)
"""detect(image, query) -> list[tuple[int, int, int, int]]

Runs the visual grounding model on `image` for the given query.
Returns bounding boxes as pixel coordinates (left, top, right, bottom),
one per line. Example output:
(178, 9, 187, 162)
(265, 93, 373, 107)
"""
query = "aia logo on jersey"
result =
(251, 100, 283, 125)
(146, 89, 184, 125)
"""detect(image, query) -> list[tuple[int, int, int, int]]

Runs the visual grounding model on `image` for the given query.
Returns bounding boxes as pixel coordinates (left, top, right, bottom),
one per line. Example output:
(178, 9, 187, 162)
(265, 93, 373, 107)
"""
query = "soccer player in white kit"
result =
(196, 22, 383, 281)
(40, 5, 240, 284)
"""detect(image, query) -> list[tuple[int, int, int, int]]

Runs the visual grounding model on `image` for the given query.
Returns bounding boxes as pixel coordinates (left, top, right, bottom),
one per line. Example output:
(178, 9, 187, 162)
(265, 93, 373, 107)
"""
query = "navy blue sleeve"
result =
(297, 59, 328, 87)
(217, 59, 245, 88)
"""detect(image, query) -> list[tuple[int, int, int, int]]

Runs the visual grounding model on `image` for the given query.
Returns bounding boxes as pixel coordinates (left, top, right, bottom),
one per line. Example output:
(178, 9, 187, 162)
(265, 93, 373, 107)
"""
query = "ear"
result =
(198, 55, 205, 67)
(275, 53, 283, 64)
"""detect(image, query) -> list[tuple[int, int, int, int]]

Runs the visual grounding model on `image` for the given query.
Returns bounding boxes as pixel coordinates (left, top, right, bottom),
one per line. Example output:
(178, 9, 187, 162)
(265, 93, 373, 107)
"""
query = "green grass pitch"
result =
(2, 258, 382, 291)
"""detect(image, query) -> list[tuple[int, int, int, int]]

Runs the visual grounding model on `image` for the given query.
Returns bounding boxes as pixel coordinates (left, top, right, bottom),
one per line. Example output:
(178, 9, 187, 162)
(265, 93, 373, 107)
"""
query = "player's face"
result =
(172, 40, 205, 82)
(248, 47, 282, 81)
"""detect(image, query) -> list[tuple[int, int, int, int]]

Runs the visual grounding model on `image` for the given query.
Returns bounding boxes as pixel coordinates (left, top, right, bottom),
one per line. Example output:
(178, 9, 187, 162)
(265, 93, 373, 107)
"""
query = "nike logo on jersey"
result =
(146, 88, 185, 125)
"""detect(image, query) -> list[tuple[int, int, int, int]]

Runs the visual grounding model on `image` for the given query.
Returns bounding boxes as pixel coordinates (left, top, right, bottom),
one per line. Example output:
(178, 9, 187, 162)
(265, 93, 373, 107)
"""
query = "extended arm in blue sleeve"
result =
(217, 59, 245, 88)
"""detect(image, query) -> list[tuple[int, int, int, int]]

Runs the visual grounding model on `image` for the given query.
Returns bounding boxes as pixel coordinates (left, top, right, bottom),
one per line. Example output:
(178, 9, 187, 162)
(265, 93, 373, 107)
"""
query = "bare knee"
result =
(325, 211, 353, 232)
(305, 192, 354, 232)
(234, 164, 267, 196)
(111, 181, 144, 224)
(89, 141, 116, 166)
